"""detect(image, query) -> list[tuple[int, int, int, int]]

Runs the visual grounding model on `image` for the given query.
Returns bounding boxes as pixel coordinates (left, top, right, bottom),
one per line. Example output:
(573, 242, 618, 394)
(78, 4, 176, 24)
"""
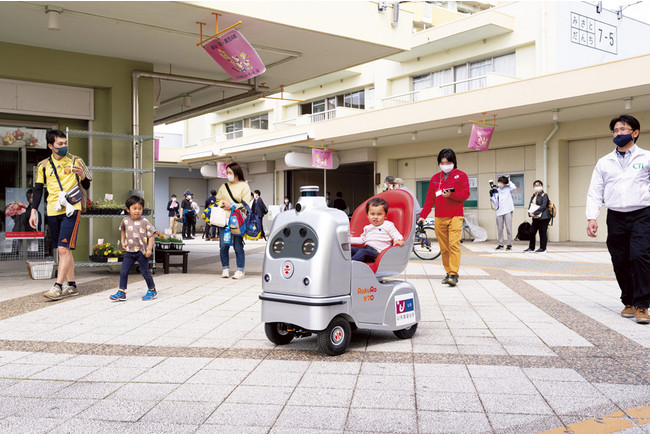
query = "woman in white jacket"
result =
(492, 175, 516, 250)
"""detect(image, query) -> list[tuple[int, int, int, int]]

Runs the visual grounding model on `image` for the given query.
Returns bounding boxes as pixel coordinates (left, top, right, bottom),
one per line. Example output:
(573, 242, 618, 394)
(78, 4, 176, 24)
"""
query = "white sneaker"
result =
(61, 285, 79, 298)
(43, 284, 63, 301)
(232, 270, 245, 279)
(221, 269, 230, 278)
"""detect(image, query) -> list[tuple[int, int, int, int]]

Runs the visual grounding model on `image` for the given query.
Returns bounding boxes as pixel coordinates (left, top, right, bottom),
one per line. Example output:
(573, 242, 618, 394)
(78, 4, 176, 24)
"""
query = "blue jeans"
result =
(120, 251, 155, 290)
(219, 227, 245, 271)
(351, 246, 379, 263)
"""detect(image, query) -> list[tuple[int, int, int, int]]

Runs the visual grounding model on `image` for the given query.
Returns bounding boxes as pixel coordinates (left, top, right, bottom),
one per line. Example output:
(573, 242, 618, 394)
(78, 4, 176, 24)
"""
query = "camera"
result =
(488, 179, 498, 196)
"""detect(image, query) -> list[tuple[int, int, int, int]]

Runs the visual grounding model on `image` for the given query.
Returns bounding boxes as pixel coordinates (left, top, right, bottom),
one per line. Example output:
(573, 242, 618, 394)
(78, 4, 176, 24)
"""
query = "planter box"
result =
(89, 255, 124, 263)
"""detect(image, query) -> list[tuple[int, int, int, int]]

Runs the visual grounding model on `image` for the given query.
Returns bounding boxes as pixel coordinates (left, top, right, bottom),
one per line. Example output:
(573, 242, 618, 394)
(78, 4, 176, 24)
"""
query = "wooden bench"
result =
(155, 249, 190, 274)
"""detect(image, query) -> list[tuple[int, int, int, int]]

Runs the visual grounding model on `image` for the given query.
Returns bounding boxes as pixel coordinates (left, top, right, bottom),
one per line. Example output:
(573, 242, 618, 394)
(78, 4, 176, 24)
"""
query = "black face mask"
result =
(613, 134, 633, 148)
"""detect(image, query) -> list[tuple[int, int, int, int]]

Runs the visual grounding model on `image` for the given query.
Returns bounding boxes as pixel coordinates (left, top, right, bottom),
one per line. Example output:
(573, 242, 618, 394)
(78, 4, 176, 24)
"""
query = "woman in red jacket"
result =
(418, 148, 470, 286)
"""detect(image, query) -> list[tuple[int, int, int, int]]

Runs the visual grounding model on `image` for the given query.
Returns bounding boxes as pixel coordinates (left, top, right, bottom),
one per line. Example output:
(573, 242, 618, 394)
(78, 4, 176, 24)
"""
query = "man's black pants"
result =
(607, 206, 650, 308)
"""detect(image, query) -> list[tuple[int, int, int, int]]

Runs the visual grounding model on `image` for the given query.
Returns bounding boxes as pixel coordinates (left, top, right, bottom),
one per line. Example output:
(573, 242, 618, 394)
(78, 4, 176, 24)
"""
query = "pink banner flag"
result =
(203, 29, 266, 82)
(468, 124, 495, 151)
(154, 139, 159, 161)
(217, 162, 229, 178)
(312, 149, 333, 169)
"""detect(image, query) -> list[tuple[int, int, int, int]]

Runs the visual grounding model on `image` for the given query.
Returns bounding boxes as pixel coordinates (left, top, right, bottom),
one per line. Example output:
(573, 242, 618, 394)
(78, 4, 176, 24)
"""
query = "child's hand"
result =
(393, 239, 405, 247)
(144, 248, 152, 258)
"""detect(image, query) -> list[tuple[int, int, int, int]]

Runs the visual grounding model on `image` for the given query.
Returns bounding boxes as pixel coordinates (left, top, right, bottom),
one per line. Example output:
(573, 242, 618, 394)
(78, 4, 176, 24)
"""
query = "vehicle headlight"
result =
(302, 239, 316, 256)
(272, 238, 285, 254)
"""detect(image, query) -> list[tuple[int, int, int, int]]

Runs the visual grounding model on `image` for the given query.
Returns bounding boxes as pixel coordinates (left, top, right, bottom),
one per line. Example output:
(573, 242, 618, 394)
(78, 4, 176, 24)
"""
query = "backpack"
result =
(241, 201, 262, 239)
(39, 154, 89, 213)
(542, 193, 557, 225)
(516, 222, 531, 241)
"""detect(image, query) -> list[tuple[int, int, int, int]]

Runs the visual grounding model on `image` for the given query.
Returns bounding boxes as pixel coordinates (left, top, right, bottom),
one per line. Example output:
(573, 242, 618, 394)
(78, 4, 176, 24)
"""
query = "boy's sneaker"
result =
(441, 275, 450, 285)
(447, 275, 458, 286)
(43, 285, 63, 301)
(221, 269, 230, 278)
(142, 289, 157, 301)
(635, 306, 650, 324)
(506, 245, 512, 251)
(621, 305, 636, 318)
(232, 270, 245, 279)
(495, 245, 504, 250)
(110, 290, 126, 301)
(61, 285, 79, 298)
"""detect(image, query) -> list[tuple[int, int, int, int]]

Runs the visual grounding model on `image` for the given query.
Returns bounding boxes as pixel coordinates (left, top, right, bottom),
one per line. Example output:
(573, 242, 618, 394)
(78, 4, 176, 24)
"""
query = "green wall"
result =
(0, 41, 154, 260)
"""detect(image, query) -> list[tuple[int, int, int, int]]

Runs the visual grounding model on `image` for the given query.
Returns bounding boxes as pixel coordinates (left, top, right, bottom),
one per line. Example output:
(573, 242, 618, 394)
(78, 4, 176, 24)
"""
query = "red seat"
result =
(350, 189, 414, 274)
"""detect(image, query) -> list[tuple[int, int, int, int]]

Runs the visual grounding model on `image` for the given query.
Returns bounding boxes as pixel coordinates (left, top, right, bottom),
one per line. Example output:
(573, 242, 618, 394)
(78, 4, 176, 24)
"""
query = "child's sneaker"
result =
(110, 290, 126, 301)
(142, 289, 157, 301)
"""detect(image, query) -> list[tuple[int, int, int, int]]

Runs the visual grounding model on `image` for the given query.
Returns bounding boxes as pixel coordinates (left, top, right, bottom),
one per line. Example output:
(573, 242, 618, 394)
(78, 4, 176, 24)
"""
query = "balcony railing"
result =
(274, 107, 364, 130)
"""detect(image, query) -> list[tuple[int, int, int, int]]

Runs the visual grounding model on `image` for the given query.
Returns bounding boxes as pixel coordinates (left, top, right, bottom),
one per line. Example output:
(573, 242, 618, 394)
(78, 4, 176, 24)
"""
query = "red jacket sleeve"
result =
(448, 171, 470, 202)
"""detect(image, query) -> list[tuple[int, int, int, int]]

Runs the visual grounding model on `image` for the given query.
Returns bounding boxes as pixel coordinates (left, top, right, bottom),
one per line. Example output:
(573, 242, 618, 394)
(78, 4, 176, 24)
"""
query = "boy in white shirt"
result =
(351, 197, 404, 263)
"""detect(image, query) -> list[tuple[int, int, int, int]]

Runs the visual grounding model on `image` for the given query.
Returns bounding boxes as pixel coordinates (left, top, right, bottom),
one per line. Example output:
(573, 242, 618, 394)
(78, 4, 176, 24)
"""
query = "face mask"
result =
(439, 164, 454, 174)
(172, 198, 176, 202)
(534, 186, 543, 192)
(227, 174, 235, 182)
(498, 183, 505, 189)
(284, 200, 289, 204)
(613, 134, 633, 148)
(54, 146, 68, 157)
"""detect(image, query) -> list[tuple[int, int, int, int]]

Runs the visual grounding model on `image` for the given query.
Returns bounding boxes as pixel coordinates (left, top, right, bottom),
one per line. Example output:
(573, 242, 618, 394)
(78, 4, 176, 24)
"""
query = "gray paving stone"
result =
(197, 425, 269, 434)
(110, 382, 179, 401)
(204, 402, 283, 426)
(125, 421, 199, 433)
(164, 383, 235, 403)
(52, 381, 124, 400)
(275, 405, 347, 430)
(414, 363, 470, 378)
(140, 400, 218, 425)
(255, 359, 310, 373)
(17, 352, 73, 365)
(225, 385, 293, 405)
(523, 367, 587, 382)
(0, 351, 31, 365)
(0, 363, 50, 379)
(81, 365, 149, 382)
(287, 386, 353, 408)
(417, 391, 483, 412)
(242, 370, 303, 387)
(360, 362, 413, 376)
(0, 416, 66, 434)
(203, 357, 260, 371)
(544, 394, 621, 417)
(108, 356, 166, 368)
(416, 376, 476, 393)
(468, 365, 527, 380)
(472, 377, 539, 395)
(75, 399, 159, 422)
(186, 368, 249, 385)
(0, 379, 73, 397)
(533, 379, 606, 397)
(487, 413, 565, 434)
(351, 388, 415, 410)
(131, 367, 203, 383)
(49, 418, 133, 433)
(13, 397, 96, 419)
(306, 361, 361, 375)
(59, 354, 120, 367)
(355, 374, 414, 392)
(418, 410, 491, 433)
(346, 408, 417, 433)
(29, 365, 98, 381)
(298, 372, 358, 390)
(480, 393, 555, 415)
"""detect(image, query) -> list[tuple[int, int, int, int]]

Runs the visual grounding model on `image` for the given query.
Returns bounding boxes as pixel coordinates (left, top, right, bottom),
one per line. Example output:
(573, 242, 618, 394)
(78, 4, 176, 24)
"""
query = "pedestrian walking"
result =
(251, 189, 268, 240)
(180, 190, 195, 240)
(166, 194, 179, 236)
(204, 189, 217, 240)
(586, 114, 650, 324)
(524, 180, 551, 253)
(29, 129, 92, 301)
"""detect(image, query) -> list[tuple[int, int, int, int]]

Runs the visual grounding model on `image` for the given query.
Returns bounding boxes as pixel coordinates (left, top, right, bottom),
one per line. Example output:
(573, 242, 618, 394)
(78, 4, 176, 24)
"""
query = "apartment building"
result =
(157, 1, 650, 242)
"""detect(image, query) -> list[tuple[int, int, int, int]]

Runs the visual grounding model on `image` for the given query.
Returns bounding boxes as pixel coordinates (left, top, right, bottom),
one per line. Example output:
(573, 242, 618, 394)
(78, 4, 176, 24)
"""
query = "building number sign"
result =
(570, 12, 617, 55)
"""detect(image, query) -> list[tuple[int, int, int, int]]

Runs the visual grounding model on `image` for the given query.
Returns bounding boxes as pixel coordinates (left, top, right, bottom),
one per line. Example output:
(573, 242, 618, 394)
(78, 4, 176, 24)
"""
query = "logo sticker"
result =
(395, 293, 415, 326)
(281, 261, 294, 279)
(633, 162, 645, 169)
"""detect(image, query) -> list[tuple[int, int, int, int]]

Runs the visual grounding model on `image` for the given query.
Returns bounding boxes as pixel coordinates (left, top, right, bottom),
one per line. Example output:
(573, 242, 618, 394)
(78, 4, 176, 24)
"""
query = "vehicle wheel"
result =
(413, 227, 440, 260)
(264, 322, 294, 345)
(318, 317, 351, 356)
(393, 323, 418, 339)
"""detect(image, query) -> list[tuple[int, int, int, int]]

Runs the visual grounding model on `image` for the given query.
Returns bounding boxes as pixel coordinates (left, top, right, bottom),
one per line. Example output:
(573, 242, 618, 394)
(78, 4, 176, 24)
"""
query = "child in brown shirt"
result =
(110, 196, 157, 301)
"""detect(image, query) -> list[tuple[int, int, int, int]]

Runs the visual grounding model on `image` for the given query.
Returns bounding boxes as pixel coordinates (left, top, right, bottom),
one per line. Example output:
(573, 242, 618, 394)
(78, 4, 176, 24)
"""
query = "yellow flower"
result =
(104, 251, 108, 256)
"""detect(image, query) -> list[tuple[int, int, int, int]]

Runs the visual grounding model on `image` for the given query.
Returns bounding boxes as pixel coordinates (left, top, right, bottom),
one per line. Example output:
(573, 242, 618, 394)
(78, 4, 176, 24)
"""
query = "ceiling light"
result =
(411, 132, 417, 141)
(457, 125, 463, 134)
(182, 94, 191, 108)
(552, 110, 559, 121)
(624, 98, 632, 110)
(46, 6, 63, 31)
(372, 138, 377, 147)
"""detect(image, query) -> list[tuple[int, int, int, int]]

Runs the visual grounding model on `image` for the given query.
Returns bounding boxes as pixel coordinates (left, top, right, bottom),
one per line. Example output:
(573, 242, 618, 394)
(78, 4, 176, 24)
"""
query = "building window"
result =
(225, 113, 269, 139)
(412, 52, 515, 96)
(465, 176, 478, 208)
(300, 90, 365, 115)
(508, 173, 525, 207)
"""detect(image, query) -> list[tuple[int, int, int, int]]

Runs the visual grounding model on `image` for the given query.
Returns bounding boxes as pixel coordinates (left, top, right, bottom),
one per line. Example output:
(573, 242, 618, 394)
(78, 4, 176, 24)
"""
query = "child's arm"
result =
(145, 235, 154, 258)
(387, 222, 405, 247)
(120, 228, 126, 250)
(351, 225, 369, 246)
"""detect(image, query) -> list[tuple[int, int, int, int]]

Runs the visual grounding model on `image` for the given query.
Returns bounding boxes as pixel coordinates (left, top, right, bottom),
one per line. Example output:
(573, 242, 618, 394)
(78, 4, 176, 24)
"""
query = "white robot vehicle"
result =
(260, 186, 420, 355)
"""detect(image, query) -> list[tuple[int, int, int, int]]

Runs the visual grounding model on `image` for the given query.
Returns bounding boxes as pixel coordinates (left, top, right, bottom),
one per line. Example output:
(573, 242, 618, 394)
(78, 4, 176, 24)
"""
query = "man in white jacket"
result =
(586, 114, 650, 324)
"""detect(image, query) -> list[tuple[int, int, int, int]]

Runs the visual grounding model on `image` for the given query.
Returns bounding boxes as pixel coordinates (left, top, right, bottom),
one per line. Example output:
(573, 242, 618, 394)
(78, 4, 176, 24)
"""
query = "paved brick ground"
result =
(0, 239, 648, 433)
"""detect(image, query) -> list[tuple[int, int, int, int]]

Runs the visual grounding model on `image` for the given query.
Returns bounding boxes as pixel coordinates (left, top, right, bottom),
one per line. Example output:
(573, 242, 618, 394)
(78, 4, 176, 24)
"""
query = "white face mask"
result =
(227, 174, 235, 182)
(284, 199, 289, 204)
(439, 164, 454, 174)
(171, 198, 176, 202)
(534, 186, 543, 192)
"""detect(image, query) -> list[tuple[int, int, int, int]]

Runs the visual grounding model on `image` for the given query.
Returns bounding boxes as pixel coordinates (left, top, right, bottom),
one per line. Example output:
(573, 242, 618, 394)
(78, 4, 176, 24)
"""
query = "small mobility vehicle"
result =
(260, 186, 421, 355)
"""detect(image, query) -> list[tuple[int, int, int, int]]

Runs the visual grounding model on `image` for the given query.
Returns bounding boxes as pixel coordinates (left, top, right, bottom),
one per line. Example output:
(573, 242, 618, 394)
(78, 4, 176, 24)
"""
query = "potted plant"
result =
(155, 236, 172, 250)
(90, 242, 125, 262)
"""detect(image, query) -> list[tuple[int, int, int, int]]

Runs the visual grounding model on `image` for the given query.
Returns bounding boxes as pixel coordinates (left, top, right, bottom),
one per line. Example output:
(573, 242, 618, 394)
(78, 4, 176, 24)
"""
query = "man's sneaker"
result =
(109, 290, 126, 301)
(142, 289, 157, 301)
(635, 306, 650, 324)
(232, 270, 245, 280)
(621, 305, 636, 318)
(495, 245, 504, 250)
(447, 275, 458, 286)
(523, 248, 534, 252)
(221, 269, 230, 278)
(43, 285, 63, 301)
(535, 248, 546, 253)
(61, 285, 79, 298)
(506, 245, 512, 251)
(441, 275, 450, 284)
